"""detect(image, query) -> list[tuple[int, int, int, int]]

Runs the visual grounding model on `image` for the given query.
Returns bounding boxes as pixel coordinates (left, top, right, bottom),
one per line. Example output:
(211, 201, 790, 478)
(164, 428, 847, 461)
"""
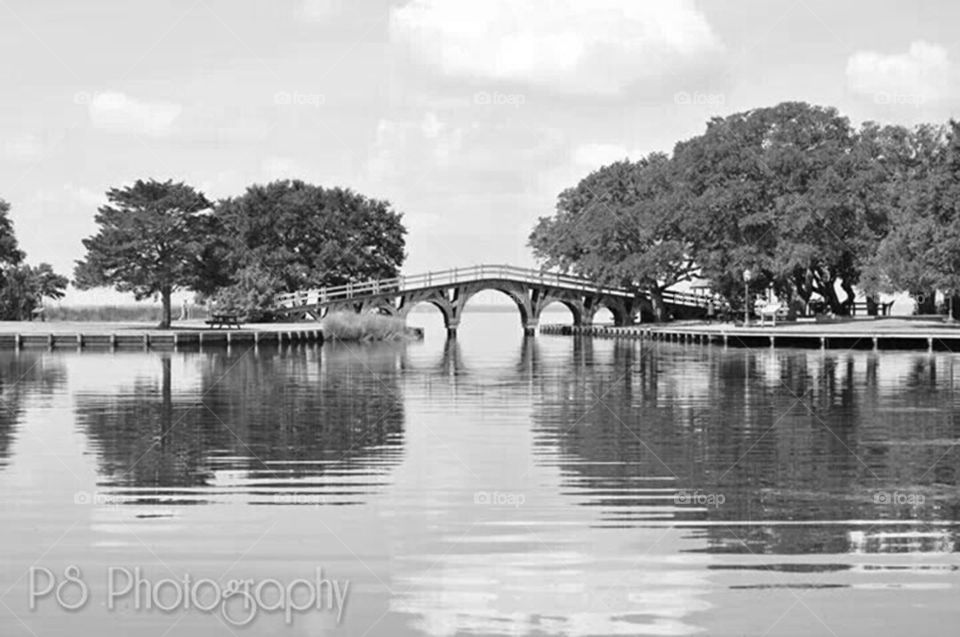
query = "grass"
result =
(321, 311, 411, 341)
(42, 304, 210, 322)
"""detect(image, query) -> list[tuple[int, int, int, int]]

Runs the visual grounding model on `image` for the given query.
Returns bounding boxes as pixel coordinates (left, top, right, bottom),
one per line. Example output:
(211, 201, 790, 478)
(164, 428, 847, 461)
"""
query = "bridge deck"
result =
(275, 264, 715, 311)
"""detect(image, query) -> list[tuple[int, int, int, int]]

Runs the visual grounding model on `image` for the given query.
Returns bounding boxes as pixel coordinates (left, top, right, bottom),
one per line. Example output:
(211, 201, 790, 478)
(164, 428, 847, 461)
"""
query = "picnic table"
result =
(205, 313, 242, 329)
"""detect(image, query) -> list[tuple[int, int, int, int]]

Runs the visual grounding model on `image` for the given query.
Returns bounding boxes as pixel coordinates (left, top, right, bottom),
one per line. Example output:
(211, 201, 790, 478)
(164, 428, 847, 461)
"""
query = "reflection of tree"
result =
(0, 353, 66, 470)
(532, 346, 960, 554)
(75, 344, 405, 503)
(389, 337, 714, 637)
(78, 356, 213, 490)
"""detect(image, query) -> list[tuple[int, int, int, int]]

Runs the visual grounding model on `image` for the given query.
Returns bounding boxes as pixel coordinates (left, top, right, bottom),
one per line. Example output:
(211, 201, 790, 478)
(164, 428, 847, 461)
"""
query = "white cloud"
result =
(87, 91, 182, 137)
(1, 133, 45, 162)
(390, 0, 721, 95)
(846, 41, 951, 104)
(367, 113, 466, 183)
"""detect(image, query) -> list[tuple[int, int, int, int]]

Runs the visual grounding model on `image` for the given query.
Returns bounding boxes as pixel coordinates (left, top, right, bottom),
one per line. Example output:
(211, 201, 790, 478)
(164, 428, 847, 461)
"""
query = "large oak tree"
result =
(672, 102, 877, 315)
(863, 121, 960, 315)
(210, 180, 406, 318)
(74, 179, 213, 328)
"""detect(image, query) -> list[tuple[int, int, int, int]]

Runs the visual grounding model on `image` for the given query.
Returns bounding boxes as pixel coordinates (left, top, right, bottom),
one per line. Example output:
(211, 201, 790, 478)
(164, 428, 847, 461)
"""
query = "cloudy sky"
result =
(1, 0, 958, 303)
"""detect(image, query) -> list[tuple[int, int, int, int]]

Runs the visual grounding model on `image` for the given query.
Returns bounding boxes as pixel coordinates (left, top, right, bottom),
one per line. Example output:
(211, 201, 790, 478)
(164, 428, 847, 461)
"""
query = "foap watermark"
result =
(28, 565, 349, 626)
(874, 92, 925, 108)
(73, 490, 122, 507)
(273, 493, 328, 505)
(675, 489, 725, 508)
(474, 490, 525, 508)
(274, 91, 325, 108)
(474, 91, 525, 108)
(73, 91, 95, 105)
(674, 91, 726, 107)
(873, 491, 925, 506)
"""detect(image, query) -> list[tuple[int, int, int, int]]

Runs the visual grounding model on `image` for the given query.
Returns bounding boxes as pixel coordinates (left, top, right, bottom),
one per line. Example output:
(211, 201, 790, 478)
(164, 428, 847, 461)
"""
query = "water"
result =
(1, 312, 959, 636)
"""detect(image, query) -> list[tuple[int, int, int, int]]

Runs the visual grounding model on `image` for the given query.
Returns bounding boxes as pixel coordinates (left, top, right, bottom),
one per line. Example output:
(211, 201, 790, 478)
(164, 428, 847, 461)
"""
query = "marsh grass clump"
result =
(321, 311, 410, 341)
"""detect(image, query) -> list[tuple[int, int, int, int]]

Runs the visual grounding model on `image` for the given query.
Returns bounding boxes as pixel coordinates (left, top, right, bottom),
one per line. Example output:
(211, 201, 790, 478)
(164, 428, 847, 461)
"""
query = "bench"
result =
(205, 313, 242, 329)
(851, 301, 895, 317)
(757, 303, 784, 327)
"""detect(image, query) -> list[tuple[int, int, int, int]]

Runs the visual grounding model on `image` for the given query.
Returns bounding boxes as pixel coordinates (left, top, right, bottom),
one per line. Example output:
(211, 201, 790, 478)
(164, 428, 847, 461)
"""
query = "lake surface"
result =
(1, 311, 959, 636)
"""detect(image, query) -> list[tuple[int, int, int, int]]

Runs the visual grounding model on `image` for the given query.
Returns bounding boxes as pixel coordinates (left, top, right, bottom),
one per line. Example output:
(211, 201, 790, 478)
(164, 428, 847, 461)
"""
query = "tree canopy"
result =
(210, 180, 406, 319)
(0, 199, 67, 319)
(862, 122, 960, 313)
(529, 154, 694, 319)
(532, 101, 960, 319)
(72, 178, 407, 325)
(74, 179, 214, 328)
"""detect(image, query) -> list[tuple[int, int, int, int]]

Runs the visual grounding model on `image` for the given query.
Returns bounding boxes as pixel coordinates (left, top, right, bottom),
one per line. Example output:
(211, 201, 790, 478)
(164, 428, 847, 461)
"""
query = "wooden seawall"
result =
(0, 328, 323, 351)
(540, 323, 960, 353)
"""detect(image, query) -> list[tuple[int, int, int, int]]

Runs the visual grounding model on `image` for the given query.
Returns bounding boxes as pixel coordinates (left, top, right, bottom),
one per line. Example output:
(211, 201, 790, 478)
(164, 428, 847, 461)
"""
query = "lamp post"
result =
(743, 269, 753, 327)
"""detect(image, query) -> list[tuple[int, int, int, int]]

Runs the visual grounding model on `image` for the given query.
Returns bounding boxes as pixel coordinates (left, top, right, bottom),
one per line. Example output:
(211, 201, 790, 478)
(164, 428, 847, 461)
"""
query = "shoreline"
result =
(541, 317, 960, 352)
(0, 320, 323, 350)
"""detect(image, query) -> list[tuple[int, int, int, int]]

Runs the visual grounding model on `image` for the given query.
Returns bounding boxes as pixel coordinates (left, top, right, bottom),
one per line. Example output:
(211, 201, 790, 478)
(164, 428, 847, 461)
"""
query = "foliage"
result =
(213, 180, 407, 295)
(70, 179, 407, 325)
(0, 199, 25, 267)
(0, 263, 68, 320)
(862, 122, 960, 307)
(321, 311, 410, 341)
(0, 199, 68, 319)
(74, 179, 214, 328)
(531, 102, 959, 319)
(207, 264, 283, 322)
(529, 154, 695, 320)
(672, 102, 881, 314)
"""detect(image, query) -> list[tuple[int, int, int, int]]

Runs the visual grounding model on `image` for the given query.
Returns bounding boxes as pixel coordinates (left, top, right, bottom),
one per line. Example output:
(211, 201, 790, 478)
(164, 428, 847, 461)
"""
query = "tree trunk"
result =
(822, 283, 843, 315)
(839, 280, 856, 316)
(866, 294, 878, 316)
(791, 274, 812, 318)
(649, 289, 667, 323)
(160, 286, 172, 329)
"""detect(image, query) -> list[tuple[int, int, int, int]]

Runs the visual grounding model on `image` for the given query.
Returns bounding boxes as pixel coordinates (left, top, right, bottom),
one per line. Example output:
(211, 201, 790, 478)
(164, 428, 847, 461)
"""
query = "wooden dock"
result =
(541, 321, 960, 353)
(0, 327, 323, 351)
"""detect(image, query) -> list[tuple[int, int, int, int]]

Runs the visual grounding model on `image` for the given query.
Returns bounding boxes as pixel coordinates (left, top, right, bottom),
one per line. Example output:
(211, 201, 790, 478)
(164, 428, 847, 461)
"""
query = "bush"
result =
(321, 311, 409, 341)
(208, 264, 281, 322)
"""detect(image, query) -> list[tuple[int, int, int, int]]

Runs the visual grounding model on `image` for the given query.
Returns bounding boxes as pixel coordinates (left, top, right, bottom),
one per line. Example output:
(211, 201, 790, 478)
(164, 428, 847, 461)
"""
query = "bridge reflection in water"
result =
(387, 337, 960, 636)
(39, 340, 954, 541)
(1, 337, 958, 636)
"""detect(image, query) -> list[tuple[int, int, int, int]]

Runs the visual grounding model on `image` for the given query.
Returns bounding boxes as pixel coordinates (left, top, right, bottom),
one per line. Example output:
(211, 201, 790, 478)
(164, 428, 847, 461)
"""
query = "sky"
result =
(1, 0, 959, 304)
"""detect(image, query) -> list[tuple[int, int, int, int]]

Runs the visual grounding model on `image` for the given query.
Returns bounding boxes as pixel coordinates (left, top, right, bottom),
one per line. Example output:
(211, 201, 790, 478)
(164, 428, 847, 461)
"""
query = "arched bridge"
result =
(273, 264, 713, 336)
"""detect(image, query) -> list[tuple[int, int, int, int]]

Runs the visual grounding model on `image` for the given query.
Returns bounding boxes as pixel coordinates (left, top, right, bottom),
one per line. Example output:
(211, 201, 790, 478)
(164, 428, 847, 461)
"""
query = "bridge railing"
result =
(274, 265, 631, 308)
(273, 264, 721, 310)
(661, 289, 723, 309)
